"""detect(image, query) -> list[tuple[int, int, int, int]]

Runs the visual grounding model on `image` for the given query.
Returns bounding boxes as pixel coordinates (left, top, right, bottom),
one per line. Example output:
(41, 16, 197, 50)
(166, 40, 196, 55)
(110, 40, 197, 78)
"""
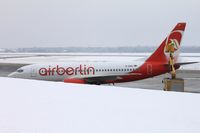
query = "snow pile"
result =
(0, 77, 200, 133)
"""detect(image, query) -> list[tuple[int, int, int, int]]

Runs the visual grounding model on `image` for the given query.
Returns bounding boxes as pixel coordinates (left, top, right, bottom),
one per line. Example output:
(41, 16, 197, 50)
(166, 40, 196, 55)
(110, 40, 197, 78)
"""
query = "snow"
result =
(179, 56, 200, 70)
(0, 77, 200, 133)
(0, 53, 199, 70)
(0, 53, 144, 64)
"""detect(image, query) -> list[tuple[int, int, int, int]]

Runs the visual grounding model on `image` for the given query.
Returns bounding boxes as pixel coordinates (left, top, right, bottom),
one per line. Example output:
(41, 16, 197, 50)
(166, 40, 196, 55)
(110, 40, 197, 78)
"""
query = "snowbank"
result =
(0, 77, 200, 133)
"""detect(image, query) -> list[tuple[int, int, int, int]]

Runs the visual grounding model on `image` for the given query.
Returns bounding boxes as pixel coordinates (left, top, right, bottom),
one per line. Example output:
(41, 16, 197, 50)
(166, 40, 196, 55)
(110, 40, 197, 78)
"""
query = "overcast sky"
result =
(0, 0, 199, 48)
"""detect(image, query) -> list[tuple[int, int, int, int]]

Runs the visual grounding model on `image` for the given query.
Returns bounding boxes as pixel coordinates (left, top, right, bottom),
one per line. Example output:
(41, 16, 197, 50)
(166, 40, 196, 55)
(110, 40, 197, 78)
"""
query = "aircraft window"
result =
(116, 69, 118, 72)
(134, 65, 137, 67)
(102, 69, 104, 72)
(17, 69, 24, 73)
(113, 69, 115, 71)
(99, 69, 101, 72)
(110, 69, 112, 71)
(105, 69, 107, 72)
(124, 69, 126, 71)
(96, 69, 98, 72)
(107, 69, 109, 72)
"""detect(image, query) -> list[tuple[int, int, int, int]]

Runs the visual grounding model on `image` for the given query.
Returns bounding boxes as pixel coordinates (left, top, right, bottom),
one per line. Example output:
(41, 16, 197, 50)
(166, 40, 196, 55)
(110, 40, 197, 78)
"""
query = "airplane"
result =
(8, 23, 196, 85)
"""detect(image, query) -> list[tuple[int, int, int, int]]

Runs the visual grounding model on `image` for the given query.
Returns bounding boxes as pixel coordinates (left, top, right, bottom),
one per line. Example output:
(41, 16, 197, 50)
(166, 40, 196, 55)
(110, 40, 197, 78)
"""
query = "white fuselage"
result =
(8, 61, 143, 81)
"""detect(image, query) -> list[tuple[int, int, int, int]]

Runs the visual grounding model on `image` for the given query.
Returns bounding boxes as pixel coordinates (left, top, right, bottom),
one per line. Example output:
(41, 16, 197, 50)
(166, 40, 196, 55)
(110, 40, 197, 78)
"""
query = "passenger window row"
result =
(95, 68, 134, 72)
(40, 68, 134, 73)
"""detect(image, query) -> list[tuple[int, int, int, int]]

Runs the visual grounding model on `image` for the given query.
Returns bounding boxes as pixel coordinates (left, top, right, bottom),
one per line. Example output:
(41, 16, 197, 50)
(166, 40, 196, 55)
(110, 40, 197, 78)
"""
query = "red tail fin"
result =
(146, 23, 186, 63)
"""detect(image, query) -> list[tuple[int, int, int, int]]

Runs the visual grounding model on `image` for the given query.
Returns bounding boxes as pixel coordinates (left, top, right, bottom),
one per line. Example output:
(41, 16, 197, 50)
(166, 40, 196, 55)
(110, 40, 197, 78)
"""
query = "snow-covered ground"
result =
(0, 53, 199, 70)
(0, 77, 200, 133)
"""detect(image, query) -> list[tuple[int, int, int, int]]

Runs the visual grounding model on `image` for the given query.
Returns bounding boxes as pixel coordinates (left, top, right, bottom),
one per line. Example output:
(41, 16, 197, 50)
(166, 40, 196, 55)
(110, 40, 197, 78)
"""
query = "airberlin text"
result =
(39, 65, 95, 76)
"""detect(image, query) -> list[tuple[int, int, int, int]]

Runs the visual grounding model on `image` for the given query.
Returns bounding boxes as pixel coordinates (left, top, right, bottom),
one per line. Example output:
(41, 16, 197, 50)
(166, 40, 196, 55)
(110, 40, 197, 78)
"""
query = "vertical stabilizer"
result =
(146, 23, 186, 63)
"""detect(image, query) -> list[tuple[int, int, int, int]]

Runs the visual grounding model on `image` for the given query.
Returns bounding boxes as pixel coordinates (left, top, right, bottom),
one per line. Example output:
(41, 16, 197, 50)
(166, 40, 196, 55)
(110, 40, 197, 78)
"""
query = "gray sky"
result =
(0, 0, 199, 48)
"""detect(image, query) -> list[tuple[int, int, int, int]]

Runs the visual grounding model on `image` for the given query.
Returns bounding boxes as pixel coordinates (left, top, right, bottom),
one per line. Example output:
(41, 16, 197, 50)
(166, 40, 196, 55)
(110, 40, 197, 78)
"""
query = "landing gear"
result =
(95, 82, 101, 85)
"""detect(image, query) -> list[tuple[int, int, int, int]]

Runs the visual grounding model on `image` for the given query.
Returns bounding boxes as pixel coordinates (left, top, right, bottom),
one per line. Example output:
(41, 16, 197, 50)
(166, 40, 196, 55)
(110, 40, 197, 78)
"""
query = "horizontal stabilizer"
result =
(175, 62, 199, 66)
(164, 62, 198, 67)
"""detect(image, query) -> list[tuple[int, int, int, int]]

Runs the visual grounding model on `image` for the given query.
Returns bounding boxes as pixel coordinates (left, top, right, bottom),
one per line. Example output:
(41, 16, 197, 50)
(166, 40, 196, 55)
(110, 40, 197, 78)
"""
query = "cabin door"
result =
(147, 64, 152, 75)
(31, 68, 37, 77)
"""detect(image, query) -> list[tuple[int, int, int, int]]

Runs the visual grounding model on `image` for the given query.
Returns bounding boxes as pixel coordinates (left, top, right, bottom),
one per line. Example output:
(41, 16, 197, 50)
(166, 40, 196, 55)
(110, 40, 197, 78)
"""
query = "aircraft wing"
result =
(64, 72, 142, 84)
(175, 62, 199, 66)
(163, 62, 199, 67)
